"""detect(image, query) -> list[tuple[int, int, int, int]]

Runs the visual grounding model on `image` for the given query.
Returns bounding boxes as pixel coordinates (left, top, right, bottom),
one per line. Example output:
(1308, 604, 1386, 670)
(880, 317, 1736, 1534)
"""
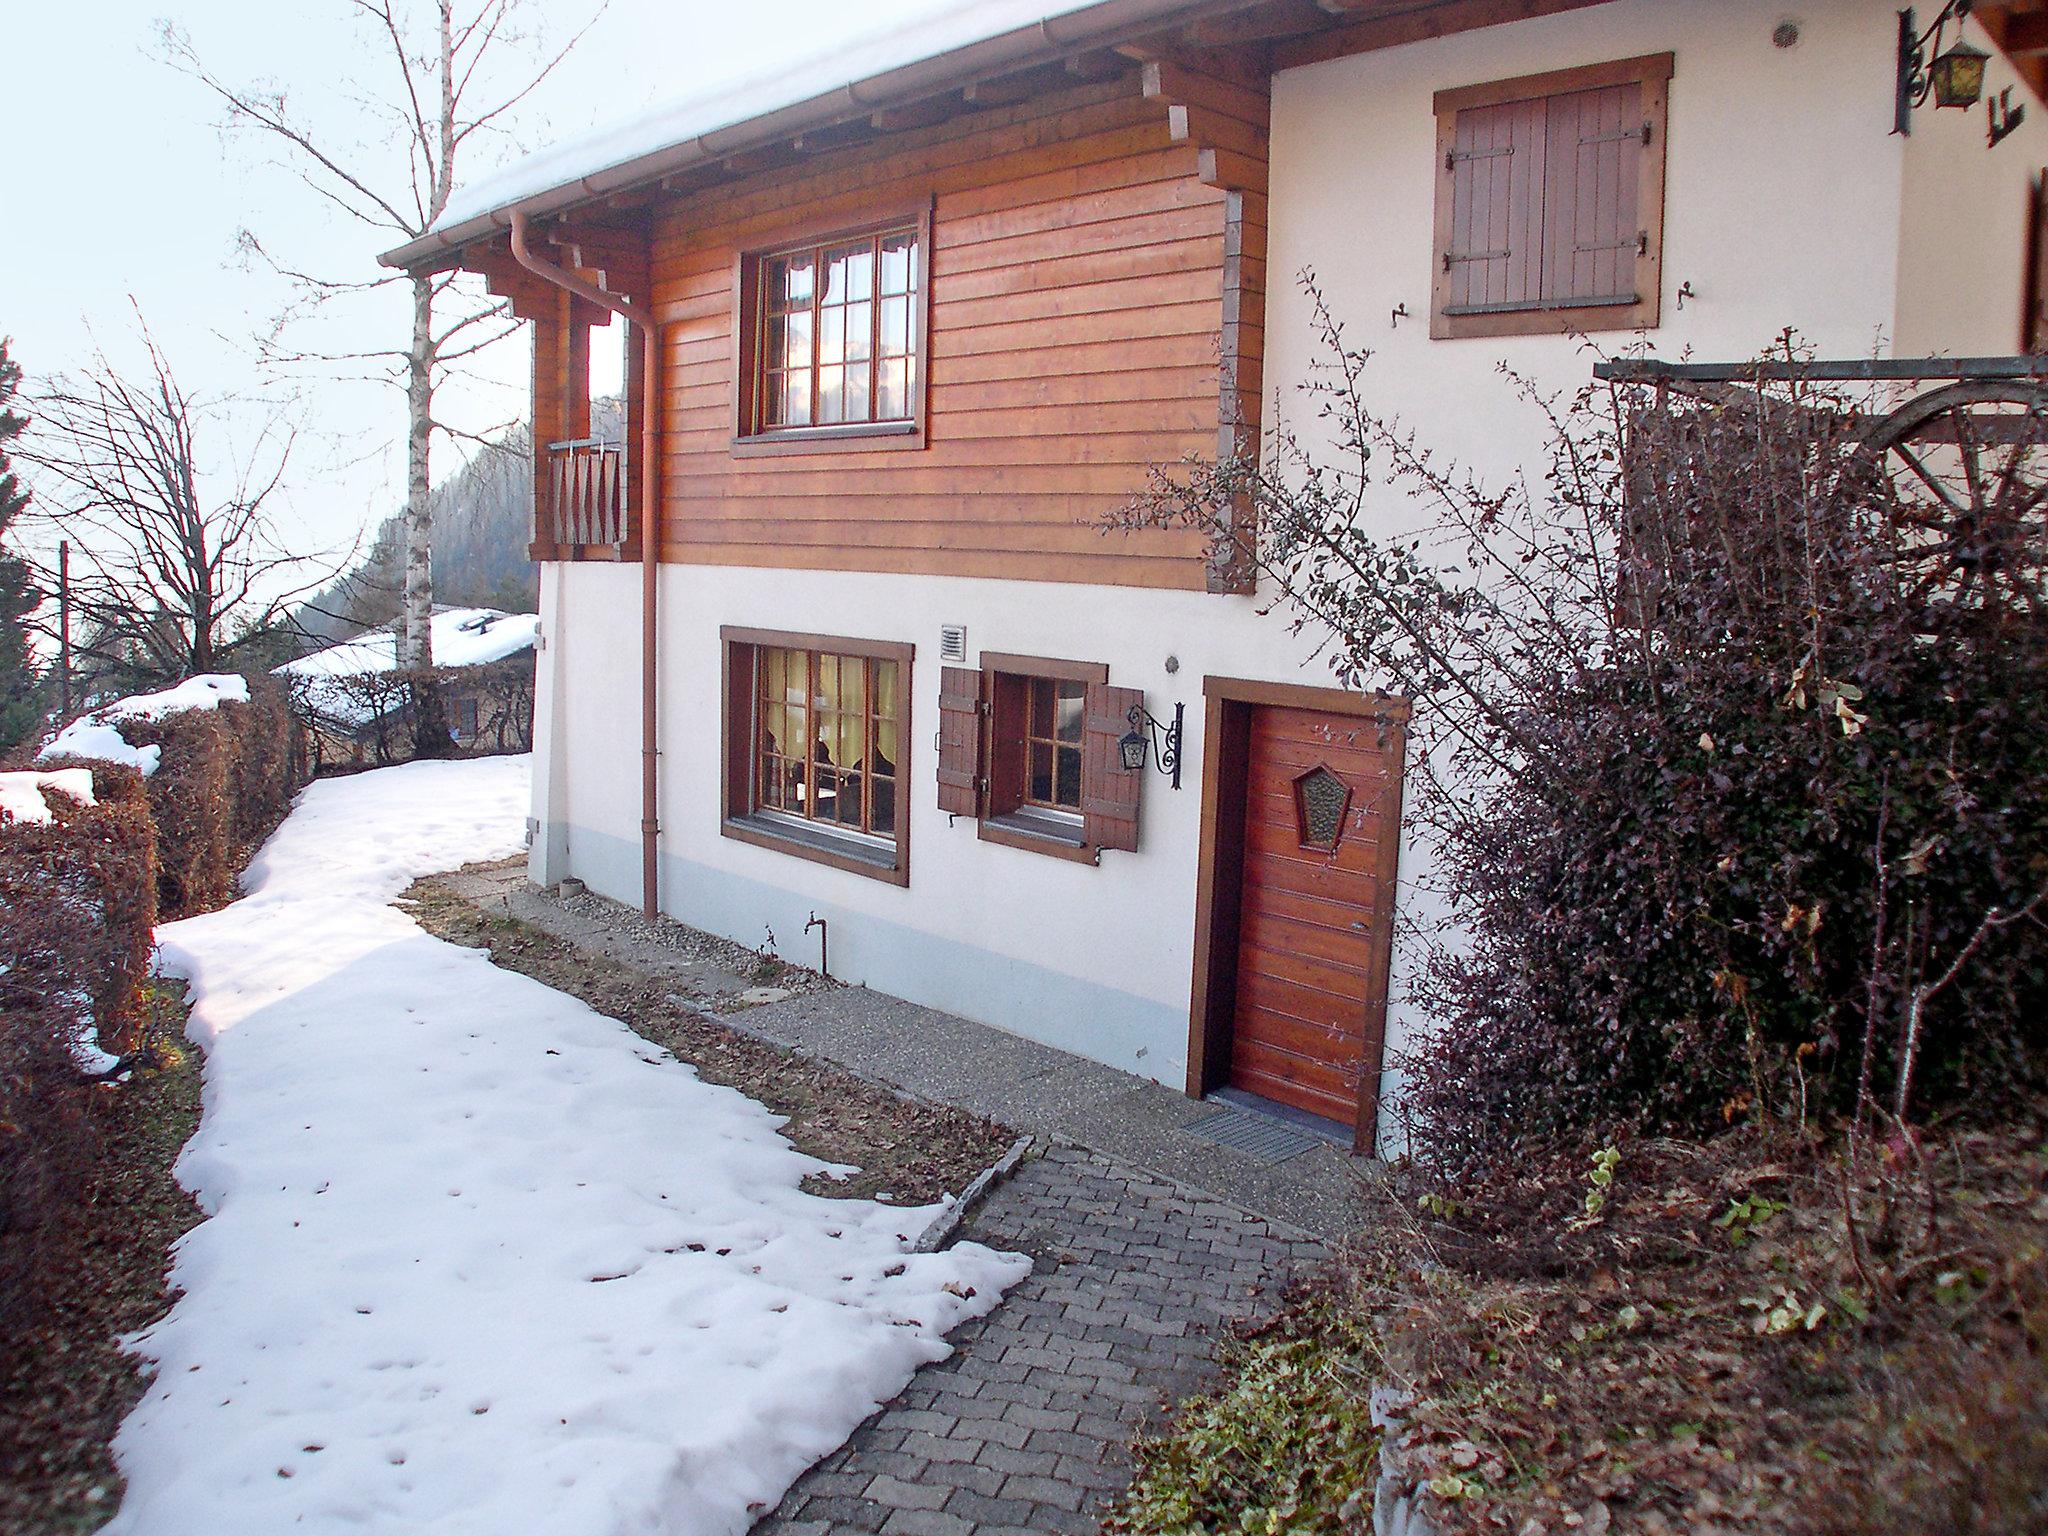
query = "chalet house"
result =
(384, 0, 2048, 1153)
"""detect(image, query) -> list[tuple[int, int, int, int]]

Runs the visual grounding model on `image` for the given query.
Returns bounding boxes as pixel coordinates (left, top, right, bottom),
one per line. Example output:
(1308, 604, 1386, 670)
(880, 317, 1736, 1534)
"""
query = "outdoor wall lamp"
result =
(1896, 3, 2020, 145)
(1118, 701, 1184, 790)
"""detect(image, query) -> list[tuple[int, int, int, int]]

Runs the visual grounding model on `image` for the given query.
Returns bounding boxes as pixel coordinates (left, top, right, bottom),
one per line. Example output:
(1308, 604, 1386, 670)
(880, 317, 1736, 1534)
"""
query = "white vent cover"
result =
(939, 623, 967, 663)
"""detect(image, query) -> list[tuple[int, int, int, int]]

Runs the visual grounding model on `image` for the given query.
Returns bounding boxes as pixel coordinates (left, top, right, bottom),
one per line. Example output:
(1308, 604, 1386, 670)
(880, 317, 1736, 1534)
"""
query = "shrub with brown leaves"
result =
(72, 674, 302, 919)
(1117, 289, 2048, 1164)
(0, 765, 159, 1357)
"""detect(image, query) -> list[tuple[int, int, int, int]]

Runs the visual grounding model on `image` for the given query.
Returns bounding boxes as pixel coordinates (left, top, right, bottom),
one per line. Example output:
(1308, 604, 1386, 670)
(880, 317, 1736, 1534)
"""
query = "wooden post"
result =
(58, 539, 71, 718)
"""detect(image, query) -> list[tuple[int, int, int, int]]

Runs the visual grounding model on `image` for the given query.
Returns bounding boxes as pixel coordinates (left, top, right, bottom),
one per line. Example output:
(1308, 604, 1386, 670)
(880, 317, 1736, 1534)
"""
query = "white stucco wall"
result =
(533, 562, 1393, 1107)
(1264, 0, 1910, 493)
(1893, 12, 2048, 356)
(531, 1, 2041, 1152)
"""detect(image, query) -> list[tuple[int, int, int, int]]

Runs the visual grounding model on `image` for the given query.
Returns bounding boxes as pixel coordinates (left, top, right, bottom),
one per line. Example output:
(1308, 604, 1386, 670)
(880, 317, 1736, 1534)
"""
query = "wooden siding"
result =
(632, 76, 1265, 591)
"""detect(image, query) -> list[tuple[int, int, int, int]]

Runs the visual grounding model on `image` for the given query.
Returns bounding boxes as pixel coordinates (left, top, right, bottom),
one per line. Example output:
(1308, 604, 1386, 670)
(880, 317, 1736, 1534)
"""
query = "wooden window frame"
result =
(1429, 53, 1673, 341)
(975, 652, 1110, 865)
(720, 624, 913, 886)
(730, 199, 934, 458)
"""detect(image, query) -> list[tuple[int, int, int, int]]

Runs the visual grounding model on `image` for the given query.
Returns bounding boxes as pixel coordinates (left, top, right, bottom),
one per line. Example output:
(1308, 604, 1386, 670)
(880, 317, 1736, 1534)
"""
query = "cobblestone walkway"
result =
(755, 1144, 1325, 1535)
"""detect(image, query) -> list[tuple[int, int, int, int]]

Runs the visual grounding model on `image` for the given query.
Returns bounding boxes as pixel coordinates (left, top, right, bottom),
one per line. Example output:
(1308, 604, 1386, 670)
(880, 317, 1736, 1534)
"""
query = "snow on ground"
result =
(110, 756, 1027, 1536)
(0, 766, 97, 825)
(38, 674, 251, 776)
(277, 608, 540, 729)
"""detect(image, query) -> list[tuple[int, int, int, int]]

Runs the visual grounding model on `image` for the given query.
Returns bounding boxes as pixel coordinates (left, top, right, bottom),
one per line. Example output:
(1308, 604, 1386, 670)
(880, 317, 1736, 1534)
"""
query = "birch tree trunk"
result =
(400, 2, 458, 755)
(404, 263, 451, 753)
(164, 0, 596, 756)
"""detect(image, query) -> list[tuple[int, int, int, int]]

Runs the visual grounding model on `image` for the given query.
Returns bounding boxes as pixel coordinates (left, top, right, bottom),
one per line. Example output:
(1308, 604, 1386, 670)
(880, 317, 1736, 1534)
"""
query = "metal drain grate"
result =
(1186, 1106, 1323, 1166)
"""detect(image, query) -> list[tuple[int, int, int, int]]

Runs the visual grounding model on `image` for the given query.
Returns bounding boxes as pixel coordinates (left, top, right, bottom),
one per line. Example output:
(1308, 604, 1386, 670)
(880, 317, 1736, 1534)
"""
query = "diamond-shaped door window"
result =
(1293, 765, 1351, 852)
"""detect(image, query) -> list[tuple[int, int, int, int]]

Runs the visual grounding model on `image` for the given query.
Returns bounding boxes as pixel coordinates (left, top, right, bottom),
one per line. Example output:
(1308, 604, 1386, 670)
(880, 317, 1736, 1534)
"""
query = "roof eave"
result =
(378, 0, 1245, 271)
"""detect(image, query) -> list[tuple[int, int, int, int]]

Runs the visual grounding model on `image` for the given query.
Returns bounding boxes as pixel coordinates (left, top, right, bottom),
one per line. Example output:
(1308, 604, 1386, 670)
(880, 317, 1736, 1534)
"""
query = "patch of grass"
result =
(1106, 1295, 1382, 1535)
(0, 982, 205, 1533)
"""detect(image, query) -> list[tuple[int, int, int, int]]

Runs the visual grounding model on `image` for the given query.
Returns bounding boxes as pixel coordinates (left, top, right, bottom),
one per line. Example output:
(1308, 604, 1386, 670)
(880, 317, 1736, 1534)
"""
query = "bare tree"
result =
(161, 0, 598, 754)
(17, 312, 327, 689)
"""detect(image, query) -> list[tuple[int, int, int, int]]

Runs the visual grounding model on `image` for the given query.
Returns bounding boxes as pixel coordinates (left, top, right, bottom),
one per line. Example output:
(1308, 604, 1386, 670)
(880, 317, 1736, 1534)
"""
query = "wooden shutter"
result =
(1081, 682, 1143, 853)
(1433, 54, 1669, 337)
(2026, 169, 2048, 352)
(1442, 96, 1546, 314)
(936, 666, 983, 817)
(1542, 81, 1644, 307)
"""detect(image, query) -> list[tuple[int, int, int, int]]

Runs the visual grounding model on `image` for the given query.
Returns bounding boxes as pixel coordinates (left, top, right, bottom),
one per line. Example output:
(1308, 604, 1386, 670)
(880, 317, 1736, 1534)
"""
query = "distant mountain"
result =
(294, 398, 621, 646)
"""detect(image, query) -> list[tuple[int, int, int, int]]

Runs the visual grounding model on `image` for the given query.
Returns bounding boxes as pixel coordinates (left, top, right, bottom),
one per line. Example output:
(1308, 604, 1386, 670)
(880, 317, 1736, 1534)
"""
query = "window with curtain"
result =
(722, 628, 912, 884)
(750, 226, 921, 434)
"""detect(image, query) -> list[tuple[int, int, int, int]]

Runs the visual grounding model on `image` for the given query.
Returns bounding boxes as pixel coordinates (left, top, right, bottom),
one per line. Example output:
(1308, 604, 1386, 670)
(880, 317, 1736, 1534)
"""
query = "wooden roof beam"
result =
(1064, 49, 1132, 81)
(1998, 9, 2048, 54)
(1111, 31, 1272, 86)
(869, 94, 963, 133)
(722, 143, 802, 176)
(1187, 0, 1334, 46)
(792, 118, 878, 153)
(962, 60, 1078, 107)
(1273, 0, 1613, 73)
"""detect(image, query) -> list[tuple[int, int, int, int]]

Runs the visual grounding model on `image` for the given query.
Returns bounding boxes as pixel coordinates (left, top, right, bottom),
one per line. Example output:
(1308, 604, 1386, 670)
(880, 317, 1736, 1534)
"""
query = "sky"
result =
(1, 0, 969, 578)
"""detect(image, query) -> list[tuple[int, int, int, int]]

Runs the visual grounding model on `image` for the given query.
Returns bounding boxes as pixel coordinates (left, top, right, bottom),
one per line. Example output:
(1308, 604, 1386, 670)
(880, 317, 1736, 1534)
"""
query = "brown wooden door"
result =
(1227, 704, 1402, 1129)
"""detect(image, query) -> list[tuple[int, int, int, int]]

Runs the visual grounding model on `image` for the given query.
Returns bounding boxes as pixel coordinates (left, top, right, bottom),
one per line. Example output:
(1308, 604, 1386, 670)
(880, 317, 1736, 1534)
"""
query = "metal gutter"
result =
(508, 211, 664, 920)
(380, 0, 1248, 269)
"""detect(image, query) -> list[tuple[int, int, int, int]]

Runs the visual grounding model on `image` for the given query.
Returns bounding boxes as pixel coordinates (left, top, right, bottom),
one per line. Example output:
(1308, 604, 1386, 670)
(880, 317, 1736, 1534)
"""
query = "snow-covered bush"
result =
(33, 673, 301, 919)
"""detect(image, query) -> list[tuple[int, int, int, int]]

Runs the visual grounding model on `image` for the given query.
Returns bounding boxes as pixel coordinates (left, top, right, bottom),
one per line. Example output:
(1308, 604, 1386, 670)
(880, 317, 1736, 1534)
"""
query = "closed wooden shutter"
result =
(1081, 682, 1143, 853)
(2026, 169, 2048, 352)
(1542, 81, 1643, 307)
(936, 665, 983, 817)
(1444, 96, 1547, 314)
(1434, 55, 1668, 335)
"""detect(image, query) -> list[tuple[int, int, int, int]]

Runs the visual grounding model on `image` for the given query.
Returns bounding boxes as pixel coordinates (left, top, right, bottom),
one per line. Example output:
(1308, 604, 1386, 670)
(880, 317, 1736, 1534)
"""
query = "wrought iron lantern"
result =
(1897, 3, 2022, 144)
(1117, 701, 1184, 789)
(1930, 31, 1990, 109)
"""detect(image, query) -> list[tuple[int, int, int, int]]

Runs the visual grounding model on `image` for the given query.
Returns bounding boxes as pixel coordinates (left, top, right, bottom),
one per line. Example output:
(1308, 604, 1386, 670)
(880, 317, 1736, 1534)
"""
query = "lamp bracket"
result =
(1990, 86, 2028, 147)
(1121, 700, 1185, 790)
(1897, 2, 1983, 136)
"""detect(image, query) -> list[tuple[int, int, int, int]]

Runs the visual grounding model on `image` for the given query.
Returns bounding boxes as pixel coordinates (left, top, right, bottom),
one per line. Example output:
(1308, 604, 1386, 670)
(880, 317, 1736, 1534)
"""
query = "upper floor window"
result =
(738, 215, 927, 449)
(1430, 53, 1672, 340)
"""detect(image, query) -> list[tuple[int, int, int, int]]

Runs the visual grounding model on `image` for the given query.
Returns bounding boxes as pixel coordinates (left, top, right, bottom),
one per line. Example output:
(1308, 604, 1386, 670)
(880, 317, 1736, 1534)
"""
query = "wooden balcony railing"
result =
(542, 438, 628, 552)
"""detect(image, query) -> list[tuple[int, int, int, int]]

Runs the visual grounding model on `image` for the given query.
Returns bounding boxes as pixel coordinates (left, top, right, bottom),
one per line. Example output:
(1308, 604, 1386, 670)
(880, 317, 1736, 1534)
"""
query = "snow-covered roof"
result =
(37, 674, 252, 778)
(278, 608, 539, 729)
(383, 0, 1222, 269)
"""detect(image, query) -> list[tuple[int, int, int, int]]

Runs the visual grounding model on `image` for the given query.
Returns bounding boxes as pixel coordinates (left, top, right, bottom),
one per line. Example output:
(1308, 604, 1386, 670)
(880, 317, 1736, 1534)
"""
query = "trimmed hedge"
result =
(0, 764, 157, 1048)
(76, 674, 302, 920)
(2, 677, 294, 1367)
(0, 764, 159, 1355)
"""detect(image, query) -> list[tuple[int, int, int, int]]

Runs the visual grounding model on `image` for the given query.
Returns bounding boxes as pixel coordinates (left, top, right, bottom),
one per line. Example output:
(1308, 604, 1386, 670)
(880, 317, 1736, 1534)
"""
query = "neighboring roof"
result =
(383, 0, 1233, 269)
(278, 609, 539, 729)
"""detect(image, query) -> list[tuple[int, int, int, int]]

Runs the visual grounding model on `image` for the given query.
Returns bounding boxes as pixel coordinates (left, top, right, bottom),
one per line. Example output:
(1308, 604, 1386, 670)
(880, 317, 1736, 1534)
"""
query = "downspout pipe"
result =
(509, 210, 663, 919)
